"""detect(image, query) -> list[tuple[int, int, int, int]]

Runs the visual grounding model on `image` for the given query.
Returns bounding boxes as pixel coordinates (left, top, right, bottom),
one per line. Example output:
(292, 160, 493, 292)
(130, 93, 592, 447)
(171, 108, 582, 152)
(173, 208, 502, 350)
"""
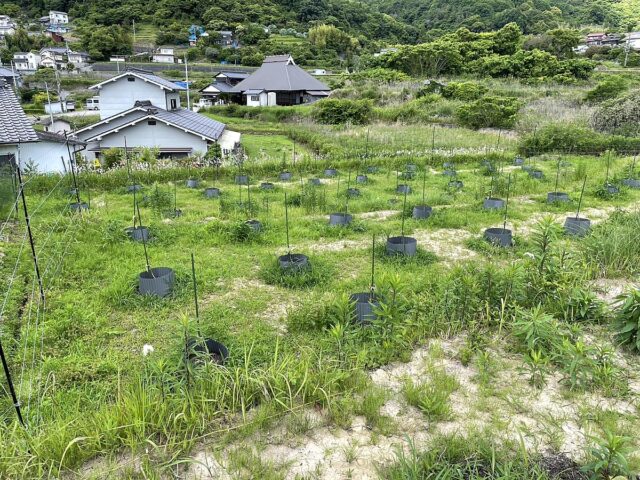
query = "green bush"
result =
(441, 81, 487, 101)
(347, 68, 410, 83)
(591, 89, 640, 137)
(519, 123, 640, 155)
(614, 290, 640, 352)
(584, 76, 628, 103)
(455, 96, 522, 129)
(312, 98, 373, 125)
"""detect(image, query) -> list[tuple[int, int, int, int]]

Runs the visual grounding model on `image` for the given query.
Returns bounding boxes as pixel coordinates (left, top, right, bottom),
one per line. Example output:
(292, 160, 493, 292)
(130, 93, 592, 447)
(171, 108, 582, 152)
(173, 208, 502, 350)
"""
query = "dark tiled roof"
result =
(77, 105, 226, 141)
(231, 55, 330, 93)
(216, 71, 250, 80)
(90, 68, 185, 92)
(0, 79, 38, 144)
(36, 130, 85, 145)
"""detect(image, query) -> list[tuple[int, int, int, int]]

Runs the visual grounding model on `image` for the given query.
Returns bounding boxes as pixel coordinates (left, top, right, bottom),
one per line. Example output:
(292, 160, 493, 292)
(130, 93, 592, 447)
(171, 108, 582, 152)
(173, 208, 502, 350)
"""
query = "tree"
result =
(79, 25, 132, 60)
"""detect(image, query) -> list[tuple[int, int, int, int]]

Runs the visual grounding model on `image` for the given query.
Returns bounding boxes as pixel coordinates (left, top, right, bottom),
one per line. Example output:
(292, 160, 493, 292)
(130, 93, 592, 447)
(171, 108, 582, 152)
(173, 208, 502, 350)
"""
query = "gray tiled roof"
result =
(0, 79, 38, 145)
(231, 55, 330, 93)
(36, 130, 85, 145)
(90, 68, 185, 92)
(76, 104, 226, 141)
(0, 67, 19, 78)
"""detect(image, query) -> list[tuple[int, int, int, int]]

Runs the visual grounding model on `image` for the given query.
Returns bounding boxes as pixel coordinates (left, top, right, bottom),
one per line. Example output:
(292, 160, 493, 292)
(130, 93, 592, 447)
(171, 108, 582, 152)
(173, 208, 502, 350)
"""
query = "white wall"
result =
(165, 92, 181, 110)
(246, 92, 267, 107)
(95, 121, 208, 153)
(97, 77, 169, 119)
(0, 141, 75, 173)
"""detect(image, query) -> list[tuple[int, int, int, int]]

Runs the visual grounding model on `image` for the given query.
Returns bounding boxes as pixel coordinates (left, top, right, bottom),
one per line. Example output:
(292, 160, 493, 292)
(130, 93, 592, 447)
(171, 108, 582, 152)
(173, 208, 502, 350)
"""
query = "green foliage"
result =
(313, 99, 372, 125)
(591, 89, 640, 137)
(613, 289, 640, 352)
(456, 96, 522, 129)
(582, 431, 633, 479)
(347, 68, 410, 83)
(77, 24, 132, 60)
(402, 370, 459, 421)
(308, 24, 359, 57)
(585, 76, 629, 103)
(519, 123, 640, 155)
(441, 81, 487, 101)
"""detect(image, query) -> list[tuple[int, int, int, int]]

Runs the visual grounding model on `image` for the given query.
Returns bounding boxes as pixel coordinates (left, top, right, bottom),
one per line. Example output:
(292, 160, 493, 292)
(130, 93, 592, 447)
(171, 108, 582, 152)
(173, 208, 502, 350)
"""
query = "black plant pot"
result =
(168, 209, 183, 218)
(127, 184, 143, 193)
(204, 187, 221, 198)
(245, 219, 262, 232)
(324, 168, 337, 177)
(138, 267, 175, 297)
(481, 159, 492, 168)
(529, 170, 544, 179)
(405, 163, 417, 172)
(605, 184, 619, 195)
(401, 171, 415, 180)
(396, 184, 411, 194)
(514, 157, 524, 166)
(126, 226, 150, 242)
(186, 337, 229, 365)
(279, 171, 293, 181)
(347, 188, 360, 197)
(278, 253, 310, 271)
(522, 165, 533, 172)
(443, 162, 454, 169)
(186, 179, 199, 188)
(350, 292, 379, 325)
(329, 212, 353, 226)
(412, 205, 432, 219)
(386, 236, 417, 256)
(547, 192, 570, 203)
(448, 180, 464, 190)
(260, 182, 275, 190)
(564, 216, 591, 237)
(308, 178, 322, 186)
(484, 227, 512, 247)
(483, 197, 505, 210)
(366, 166, 379, 174)
(622, 178, 640, 189)
(443, 169, 456, 177)
(235, 175, 249, 185)
(69, 202, 89, 212)
(356, 175, 368, 184)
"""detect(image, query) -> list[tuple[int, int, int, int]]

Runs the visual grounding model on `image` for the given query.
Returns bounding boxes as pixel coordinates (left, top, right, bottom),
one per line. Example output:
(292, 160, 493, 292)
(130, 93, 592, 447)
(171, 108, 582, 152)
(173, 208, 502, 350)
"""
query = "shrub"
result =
(441, 81, 487, 101)
(455, 96, 522, 129)
(613, 289, 640, 352)
(312, 99, 373, 125)
(519, 123, 640, 155)
(347, 68, 410, 83)
(590, 89, 640, 137)
(584, 76, 628, 103)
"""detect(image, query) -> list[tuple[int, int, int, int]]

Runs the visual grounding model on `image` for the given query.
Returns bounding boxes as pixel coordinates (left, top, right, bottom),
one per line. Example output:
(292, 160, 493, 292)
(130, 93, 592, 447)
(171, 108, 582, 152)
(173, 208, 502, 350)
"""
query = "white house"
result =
(68, 51, 90, 66)
(13, 52, 41, 73)
(73, 68, 240, 160)
(0, 15, 16, 37)
(152, 47, 176, 63)
(230, 55, 330, 107)
(49, 11, 69, 24)
(625, 32, 640, 50)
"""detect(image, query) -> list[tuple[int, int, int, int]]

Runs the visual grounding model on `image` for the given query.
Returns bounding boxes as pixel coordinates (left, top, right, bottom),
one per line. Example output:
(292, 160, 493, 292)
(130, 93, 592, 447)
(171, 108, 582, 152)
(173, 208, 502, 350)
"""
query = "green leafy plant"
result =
(582, 431, 633, 479)
(613, 289, 640, 352)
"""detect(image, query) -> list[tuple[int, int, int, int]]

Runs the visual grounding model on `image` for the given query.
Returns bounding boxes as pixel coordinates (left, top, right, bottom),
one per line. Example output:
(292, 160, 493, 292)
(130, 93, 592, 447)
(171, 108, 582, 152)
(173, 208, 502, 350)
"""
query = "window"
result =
(127, 77, 135, 82)
(250, 95, 260, 102)
(170, 99, 177, 109)
(148, 120, 156, 126)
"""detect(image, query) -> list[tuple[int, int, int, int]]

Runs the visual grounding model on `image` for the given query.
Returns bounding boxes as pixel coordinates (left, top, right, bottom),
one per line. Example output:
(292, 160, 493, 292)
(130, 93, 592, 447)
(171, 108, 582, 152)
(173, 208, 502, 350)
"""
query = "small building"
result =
(0, 66, 21, 87)
(152, 47, 176, 64)
(217, 31, 238, 48)
(586, 33, 622, 47)
(73, 69, 240, 159)
(68, 51, 90, 66)
(13, 52, 41, 73)
(230, 55, 330, 107)
(49, 11, 69, 25)
(0, 14, 16, 37)
(200, 71, 250, 105)
(625, 32, 640, 51)
(40, 117, 72, 134)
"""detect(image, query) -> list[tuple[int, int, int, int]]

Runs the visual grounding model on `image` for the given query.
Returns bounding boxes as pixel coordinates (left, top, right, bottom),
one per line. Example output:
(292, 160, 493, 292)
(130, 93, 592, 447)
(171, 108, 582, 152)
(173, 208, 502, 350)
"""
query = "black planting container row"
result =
(329, 212, 352, 226)
(484, 227, 512, 247)
(138, 267, 175, 297)
(564, 217, 591, 237)
(386, 236, 417, 256)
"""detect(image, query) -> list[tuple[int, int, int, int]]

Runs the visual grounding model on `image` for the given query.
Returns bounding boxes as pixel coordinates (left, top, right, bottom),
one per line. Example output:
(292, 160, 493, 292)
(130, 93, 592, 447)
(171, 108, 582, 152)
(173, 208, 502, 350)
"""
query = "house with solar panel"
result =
(73, 68, 240, 161)
(230, 55, 330, 107)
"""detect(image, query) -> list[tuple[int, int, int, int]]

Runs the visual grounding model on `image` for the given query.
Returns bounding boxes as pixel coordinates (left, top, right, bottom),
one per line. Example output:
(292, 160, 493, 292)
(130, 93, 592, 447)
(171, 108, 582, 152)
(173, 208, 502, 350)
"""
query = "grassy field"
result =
(1, 142, 639, 477)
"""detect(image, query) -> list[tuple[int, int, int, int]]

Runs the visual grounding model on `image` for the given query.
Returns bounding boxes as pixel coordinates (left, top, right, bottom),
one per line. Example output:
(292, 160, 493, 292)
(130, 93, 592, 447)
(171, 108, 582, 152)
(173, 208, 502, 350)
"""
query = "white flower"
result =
(142, 344, 155, 356)
(524, 252, 535, 259)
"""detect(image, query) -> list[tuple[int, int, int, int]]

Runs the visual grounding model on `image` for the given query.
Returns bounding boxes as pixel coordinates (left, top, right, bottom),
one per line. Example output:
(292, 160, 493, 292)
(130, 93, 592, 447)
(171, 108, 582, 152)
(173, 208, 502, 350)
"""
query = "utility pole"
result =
(44, 82, 54, 127)
(133, 19, 136, 44)
(184, 54, 191, 110)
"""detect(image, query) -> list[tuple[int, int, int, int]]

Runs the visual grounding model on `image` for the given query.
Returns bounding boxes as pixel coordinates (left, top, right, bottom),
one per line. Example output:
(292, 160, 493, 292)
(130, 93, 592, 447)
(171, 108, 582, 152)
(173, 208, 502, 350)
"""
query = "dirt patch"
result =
(590, 278, 638, 304)
(359, 210, 399, 220)
(411, 229, 477, 264)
